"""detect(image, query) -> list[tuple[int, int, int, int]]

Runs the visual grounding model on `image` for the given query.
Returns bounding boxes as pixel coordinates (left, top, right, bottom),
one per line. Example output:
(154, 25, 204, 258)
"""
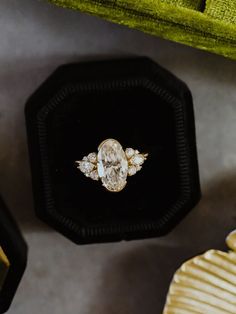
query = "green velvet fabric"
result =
(205, 0, 236, 24)
(48, 0, 236, 59)
(160, 0, 203, 10)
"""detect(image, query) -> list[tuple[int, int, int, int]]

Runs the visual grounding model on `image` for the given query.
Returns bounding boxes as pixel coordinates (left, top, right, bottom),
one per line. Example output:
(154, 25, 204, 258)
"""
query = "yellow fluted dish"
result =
(0, 247, 10, 290)
(163, 230, 236, 314)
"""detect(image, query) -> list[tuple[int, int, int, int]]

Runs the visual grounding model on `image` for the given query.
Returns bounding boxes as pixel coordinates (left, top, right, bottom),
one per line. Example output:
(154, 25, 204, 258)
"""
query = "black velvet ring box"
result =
(0, 196, 27, 313)
(25, 57, 201, 244)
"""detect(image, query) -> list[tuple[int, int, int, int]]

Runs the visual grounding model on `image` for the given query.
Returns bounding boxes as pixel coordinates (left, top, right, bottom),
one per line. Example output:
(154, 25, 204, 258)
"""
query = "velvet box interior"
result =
(0, 197, 27, 313)
(25, 57, 201, 244)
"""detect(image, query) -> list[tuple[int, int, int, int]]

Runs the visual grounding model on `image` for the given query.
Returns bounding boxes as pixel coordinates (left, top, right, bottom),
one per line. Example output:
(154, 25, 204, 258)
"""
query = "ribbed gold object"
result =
(163, 230, 236, 314)
(0, 247, 10, 290)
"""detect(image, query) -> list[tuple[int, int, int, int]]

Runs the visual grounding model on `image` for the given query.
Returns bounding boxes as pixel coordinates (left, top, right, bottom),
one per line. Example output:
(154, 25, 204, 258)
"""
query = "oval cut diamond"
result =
(97, 139, 128, 192)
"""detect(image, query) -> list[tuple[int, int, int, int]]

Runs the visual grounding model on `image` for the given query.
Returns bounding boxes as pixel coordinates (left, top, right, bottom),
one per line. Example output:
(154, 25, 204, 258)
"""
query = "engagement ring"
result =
(75, 139, 148, 192)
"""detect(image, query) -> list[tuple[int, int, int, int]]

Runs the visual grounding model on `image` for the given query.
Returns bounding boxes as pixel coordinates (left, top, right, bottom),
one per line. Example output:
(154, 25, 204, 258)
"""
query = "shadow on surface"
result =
(169, 170, 236, 251)
(86, 171, 236, 314)
(87, 243, 203, 314)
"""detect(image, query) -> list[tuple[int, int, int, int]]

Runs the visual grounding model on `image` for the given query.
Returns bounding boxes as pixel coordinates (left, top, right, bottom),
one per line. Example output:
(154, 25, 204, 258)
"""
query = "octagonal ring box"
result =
(0, 196, 27, 313)
(25, 57, 201, 244)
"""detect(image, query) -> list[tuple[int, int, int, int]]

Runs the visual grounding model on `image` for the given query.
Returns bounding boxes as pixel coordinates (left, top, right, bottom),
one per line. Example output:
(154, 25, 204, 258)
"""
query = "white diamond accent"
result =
(125, 148, 135, 159)
(130, 154, 145, 166)
(88, 152, 97, 163)
(128, 165, 137, 176)
(79, 161, 94, 174)
(136, 165, 142, 172)
(90, 170, 99, 181)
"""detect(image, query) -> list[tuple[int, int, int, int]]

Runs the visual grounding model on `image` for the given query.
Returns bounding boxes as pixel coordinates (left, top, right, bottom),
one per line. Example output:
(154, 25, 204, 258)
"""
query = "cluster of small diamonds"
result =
(75, 153, 99, 181)
(125, 148, 146, 176)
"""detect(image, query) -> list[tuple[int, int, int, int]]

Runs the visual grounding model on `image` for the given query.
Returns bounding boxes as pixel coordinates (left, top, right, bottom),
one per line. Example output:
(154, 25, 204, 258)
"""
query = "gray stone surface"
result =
(0, 0, 236, 313)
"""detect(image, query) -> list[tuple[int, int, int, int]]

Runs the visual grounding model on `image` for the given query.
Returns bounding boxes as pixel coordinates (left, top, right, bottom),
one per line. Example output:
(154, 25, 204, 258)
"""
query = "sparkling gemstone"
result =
(131, 154, 145, 166)
(97, 139, 128, 192)
(79, 161, 94, 174)
(88, 152, 97, 163)
(125, 148, 135, 159)
(136, 165, 142, 172)
(128, 165, 137, 176)
(90, 170, 99, 181)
